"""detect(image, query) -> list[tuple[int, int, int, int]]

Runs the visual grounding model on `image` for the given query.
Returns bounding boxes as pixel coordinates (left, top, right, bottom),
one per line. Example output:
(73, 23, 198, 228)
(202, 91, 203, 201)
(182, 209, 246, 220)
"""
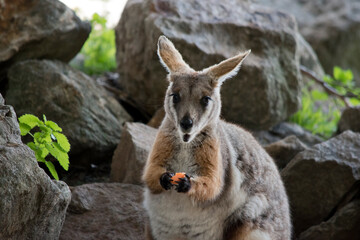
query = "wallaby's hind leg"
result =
(225, 223, 271, 240)
(145, 222, 155, 240)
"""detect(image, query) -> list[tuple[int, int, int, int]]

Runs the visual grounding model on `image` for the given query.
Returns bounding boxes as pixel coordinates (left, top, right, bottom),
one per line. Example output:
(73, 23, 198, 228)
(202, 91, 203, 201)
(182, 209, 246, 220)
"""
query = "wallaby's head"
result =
(158, 36, 250, 143)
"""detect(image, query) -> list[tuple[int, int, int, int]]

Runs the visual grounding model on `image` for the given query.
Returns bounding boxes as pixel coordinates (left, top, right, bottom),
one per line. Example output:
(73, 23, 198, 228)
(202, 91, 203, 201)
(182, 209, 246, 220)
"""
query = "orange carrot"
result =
(171, 172, 186, 184)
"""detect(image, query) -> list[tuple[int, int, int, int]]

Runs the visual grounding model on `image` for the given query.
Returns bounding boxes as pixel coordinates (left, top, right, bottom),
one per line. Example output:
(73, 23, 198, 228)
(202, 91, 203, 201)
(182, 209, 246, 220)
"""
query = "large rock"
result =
(282, 131, 360, 236)
(116, 0, 302, 130)
(60, 183, 146, 240)
(299, 200, 360, 240)
(111, 122, 157, 184)
(0, 0, 90, 65)
(337, 106, 360, 133)
(0, 94, 71, 239)
(251, 0, 360, 84)
(6, 60, 132, 164)
(253, 122, 323, 146)
(295, 33, 325, 77)
(264, 135, 308, 169)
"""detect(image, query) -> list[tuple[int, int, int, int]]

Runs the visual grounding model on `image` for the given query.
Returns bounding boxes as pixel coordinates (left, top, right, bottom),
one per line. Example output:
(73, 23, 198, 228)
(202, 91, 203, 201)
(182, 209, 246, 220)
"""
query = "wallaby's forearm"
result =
(188, 137, 224, 202)
(142, 131, 174, 194)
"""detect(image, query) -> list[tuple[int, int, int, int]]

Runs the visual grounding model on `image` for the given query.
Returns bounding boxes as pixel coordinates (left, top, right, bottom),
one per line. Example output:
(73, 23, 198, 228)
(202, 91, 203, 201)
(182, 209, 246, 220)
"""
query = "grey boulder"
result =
(337, 106, 360, 133)
(282, 130, 360, 236)
(116, 0, 302, 130)
(111, 122, 157, 185)
(59, 183, 146, 240)
(0, 0, 90, 65)
(251, 0, 360, 84)
(299, 200, 360, 240)
(6, 60, 132, 164)
(264, 135, 308, 169)
(0, 94, 71, 239)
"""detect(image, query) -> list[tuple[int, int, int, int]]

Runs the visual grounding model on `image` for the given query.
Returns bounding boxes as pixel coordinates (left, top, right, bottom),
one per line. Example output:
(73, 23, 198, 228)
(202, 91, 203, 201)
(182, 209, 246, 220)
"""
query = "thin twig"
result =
(300, 65, 351, 107)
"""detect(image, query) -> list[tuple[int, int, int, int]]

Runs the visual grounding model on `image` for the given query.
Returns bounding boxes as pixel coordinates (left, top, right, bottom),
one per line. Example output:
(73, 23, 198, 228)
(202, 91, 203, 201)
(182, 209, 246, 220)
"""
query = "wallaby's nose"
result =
(180, 117, 193, 131)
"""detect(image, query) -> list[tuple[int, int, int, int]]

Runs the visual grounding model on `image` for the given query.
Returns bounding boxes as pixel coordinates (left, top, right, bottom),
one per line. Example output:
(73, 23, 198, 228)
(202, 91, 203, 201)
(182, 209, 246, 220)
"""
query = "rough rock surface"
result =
(116, 0, 302, 130)
(111, 122, 157, 184)
(60, 183, 146, 240)
(147, 107, 165, 128)
(6, 60, 132, 164)
(251, 0, 360, 84)
(253, 122, 323, 146)
(282, 131, 360, 235)
(264, 135, 308, 169)
(337, 106, 360, 133)
(0, 0, 90, 65)
(295, 33, 324, 77)
(0, 94, 71, 239)
(299, 200, 360, 240)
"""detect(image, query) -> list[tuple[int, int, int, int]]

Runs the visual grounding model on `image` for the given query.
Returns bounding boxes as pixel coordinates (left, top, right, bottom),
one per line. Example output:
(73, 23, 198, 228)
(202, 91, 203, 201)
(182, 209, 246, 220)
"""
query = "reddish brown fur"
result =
(145, 222, 154, 240)
(228, 224, 252, 240)
(188, 136, 224, 202)
(142, 131, 174, 194)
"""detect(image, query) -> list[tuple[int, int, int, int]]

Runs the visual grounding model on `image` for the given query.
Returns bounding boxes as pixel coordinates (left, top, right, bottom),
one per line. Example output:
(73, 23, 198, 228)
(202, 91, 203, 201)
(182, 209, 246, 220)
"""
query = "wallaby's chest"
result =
(144, 190, 226, 240)
(167, 146, 199, 175)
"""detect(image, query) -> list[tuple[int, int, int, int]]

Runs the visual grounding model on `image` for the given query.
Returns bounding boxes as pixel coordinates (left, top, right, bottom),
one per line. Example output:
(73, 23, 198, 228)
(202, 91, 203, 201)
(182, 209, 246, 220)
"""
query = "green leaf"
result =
(39, 125, 51, 134)
(18, 114, 41, 128)
(27, 142, 37, 151)
(323, 75, 333, 84)
(53, 132, 70, 152)
(19, 122, 32, 136)
(344, 70, 353, 82)
(350, 98, 360, 106)
(35, 152, 45, 163)
(45, 120, 62, 132)
(34, 131, 51, 144)
(45, 143, 69, 171)
(333, 66, 342, 80)
(311, 90, 329, 101)
(45, 161, 59, 180)
(40, 147, 49, 159)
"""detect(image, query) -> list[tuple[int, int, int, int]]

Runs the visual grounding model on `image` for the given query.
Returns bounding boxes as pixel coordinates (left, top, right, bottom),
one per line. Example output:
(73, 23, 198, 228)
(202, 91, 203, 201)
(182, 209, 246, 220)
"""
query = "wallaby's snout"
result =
(180, 116, 193, 131)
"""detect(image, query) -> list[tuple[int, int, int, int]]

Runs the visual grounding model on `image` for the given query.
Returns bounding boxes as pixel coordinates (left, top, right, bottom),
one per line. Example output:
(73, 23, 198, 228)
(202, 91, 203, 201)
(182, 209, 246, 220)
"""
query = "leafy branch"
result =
(18, 114, 70, 180)
(75, 13, 116, 75)
(291, 66, 360, 138)
(300, 66, 351, 107)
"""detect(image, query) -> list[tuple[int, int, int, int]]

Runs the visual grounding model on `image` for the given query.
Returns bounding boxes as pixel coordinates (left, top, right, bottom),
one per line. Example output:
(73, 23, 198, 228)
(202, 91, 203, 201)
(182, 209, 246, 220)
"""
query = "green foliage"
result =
(323, 67, 360, 100)
(77, 13, 116, 75)
(290, 67, 360, 138)
(18, 114, 71, 180)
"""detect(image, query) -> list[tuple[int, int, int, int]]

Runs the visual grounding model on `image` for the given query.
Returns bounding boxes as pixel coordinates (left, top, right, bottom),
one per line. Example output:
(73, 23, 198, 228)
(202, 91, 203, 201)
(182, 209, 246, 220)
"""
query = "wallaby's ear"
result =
(157, 36, 192, 74)
(204, 50, 251, 85)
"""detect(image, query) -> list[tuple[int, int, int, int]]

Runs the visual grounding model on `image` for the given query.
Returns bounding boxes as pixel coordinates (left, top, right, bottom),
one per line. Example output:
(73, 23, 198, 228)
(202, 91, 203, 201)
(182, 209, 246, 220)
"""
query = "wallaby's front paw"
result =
(160, 172, 174, 190)
(175, 174, 191, 193)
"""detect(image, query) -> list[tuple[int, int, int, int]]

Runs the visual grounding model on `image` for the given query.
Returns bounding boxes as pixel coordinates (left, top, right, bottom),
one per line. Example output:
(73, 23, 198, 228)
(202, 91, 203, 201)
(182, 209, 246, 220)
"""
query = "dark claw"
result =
(160, 172, 174, 190)
(175, 175, 191, 193)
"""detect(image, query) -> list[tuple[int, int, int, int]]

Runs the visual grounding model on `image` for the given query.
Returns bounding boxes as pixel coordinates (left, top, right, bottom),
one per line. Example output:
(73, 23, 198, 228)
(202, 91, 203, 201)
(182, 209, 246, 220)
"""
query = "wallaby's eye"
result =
(170, 93, 181, 104)
(201, 96, 212, 107)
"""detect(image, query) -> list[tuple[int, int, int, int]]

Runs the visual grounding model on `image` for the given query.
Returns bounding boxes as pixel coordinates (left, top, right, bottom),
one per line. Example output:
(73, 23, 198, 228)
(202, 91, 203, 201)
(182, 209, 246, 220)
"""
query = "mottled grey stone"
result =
(116, 0, 302, 130)
(60, 183, 146, 240)
(0, 96, 71, 240)
(6, 59, 132, 164)
(282, 131, 360, 236)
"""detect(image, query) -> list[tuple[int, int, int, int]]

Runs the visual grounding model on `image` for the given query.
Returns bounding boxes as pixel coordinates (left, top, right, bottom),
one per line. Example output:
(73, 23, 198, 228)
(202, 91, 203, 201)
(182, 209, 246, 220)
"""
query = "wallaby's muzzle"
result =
(180, 116, 193, 131)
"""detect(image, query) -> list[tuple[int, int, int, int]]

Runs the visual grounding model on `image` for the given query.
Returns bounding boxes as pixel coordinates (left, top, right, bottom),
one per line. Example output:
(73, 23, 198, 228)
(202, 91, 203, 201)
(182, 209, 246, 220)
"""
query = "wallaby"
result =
(142, 36, 291, 240)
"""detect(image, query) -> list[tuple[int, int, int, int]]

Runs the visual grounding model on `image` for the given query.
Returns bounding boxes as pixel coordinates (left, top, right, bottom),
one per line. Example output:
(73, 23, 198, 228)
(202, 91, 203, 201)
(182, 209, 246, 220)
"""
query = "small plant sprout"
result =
(18, 114, 70, 180)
